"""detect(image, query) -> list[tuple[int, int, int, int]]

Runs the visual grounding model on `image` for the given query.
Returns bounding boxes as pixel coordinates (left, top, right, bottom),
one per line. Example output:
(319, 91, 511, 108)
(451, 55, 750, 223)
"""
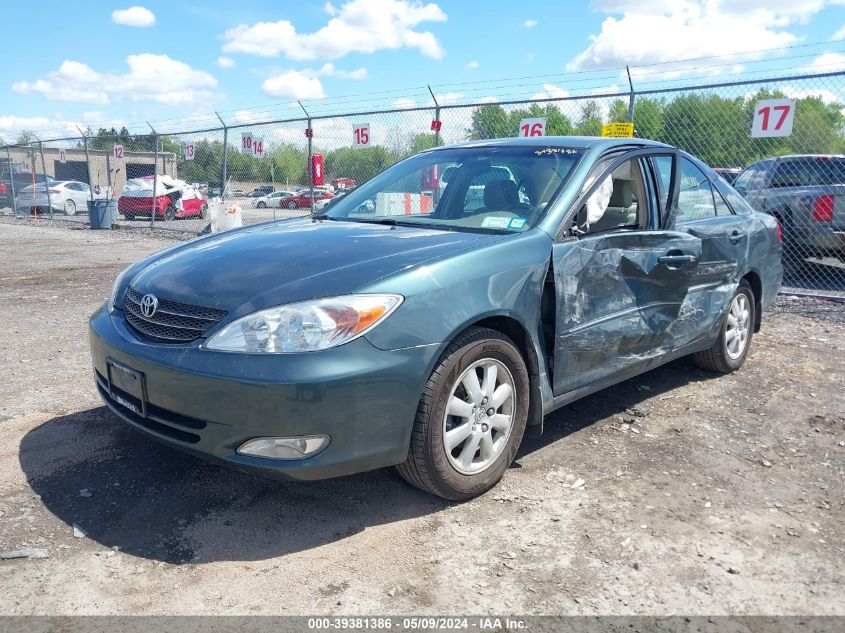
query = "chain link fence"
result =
(2, 71, 844, 298)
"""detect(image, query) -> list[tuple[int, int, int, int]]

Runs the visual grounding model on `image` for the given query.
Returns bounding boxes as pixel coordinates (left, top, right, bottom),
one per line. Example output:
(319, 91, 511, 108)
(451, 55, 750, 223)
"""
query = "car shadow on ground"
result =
(20, 357, 715, 565)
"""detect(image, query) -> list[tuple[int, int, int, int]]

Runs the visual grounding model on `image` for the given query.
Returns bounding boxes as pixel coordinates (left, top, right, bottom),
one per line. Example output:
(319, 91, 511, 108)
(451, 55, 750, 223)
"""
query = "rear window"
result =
(770, 158, 845, 188)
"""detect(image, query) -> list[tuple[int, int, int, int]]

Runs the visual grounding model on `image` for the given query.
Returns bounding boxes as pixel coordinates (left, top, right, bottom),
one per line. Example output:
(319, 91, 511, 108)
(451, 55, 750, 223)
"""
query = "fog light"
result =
(237, 435, 330, 460)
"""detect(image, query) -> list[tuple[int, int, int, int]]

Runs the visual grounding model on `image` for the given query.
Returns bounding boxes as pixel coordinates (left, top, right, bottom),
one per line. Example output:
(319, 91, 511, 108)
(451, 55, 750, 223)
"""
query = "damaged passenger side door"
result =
(550, 149, 702, 396)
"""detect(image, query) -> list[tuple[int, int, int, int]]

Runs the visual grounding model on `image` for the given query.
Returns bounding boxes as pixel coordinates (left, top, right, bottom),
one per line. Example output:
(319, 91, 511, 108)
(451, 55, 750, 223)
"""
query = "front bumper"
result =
(89, 305, 439, 481)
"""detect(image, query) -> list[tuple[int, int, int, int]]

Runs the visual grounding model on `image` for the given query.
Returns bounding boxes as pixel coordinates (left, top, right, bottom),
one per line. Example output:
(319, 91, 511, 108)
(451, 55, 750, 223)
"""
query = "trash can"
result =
(88, 200, 117, 229)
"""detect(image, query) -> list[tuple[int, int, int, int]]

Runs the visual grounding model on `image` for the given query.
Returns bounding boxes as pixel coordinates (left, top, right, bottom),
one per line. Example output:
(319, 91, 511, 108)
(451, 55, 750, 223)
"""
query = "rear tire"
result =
(164, 205, 176, 221)
(693, 279, 755, 374)
(200, 203, 208, 219)
(287, 200, 298, 209)
(396, 326, 530, 500)
(257, 201, 266, 208)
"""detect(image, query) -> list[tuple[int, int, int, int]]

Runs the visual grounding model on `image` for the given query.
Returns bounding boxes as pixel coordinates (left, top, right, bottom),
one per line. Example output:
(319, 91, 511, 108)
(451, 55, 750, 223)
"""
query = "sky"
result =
(3, 0, 845, 140)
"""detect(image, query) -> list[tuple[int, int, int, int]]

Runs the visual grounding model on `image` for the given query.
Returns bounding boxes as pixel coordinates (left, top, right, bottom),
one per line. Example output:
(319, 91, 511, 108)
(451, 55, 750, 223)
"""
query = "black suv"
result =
(250, 185, 274, 197)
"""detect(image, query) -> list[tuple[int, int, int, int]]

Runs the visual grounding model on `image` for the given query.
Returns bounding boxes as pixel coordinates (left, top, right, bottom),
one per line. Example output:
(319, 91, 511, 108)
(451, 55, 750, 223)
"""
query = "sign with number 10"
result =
(752, 98, 795, 138)
(518, 118, 546, 137)
(241, 132, 253, 153)
(353, 123, 370, 147)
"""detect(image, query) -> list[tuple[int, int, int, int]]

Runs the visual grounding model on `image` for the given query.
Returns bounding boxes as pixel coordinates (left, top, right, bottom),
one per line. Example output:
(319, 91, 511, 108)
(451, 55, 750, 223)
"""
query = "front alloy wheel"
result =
(397, 326, 529, 500)
(444, 359, 515, 475)
(64, 199, 77, 215)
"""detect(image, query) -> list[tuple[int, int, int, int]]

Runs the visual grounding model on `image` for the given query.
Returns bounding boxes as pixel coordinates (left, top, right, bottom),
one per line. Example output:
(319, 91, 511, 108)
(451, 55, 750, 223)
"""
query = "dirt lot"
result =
(0, 219, 843, 616)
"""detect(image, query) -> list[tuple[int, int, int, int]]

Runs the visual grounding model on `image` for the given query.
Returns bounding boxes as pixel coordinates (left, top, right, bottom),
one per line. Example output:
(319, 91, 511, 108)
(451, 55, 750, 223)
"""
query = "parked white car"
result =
(15, 180, 100, 216)
(250, 190, 297, 208)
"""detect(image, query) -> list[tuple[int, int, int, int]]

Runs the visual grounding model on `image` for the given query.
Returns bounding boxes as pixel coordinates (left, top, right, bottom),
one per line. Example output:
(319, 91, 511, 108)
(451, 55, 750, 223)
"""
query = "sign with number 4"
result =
(518, 118, 546, 137)
(184, 143, 196, 161)
(353, 123, 370, 147)
(752, 98, 795, 138)
(113, 145, 124, 160)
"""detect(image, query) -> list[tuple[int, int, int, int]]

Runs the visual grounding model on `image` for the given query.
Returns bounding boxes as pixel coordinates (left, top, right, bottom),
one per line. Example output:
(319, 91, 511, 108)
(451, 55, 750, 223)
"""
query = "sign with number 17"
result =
(752, 98, 795, 138)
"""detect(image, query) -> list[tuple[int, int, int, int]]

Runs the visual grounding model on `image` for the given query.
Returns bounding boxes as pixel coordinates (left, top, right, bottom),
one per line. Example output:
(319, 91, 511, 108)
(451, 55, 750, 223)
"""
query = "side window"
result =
(676, 158, 716, 223)
(771, 161, 809, 188)
(576, 157, 646, 234)
(650, 155, 673, 213)
(734, 162, 770, 194)
(714, 188, 734, 216)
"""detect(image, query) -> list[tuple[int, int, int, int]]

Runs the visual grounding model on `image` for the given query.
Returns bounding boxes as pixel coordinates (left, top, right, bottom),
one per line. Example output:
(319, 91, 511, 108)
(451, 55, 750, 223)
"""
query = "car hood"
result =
(130, 217, 506, 314)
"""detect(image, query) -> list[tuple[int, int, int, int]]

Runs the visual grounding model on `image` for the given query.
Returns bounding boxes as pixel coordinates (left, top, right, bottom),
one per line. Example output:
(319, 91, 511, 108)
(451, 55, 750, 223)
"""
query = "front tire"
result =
(287, 200, 298, 209)
(396, 326, 530, 500)
(164, 205, 176, 221)
(693, 279, 755, 373)
(257, 201, 266, 208)
(64, 199, 77, 216)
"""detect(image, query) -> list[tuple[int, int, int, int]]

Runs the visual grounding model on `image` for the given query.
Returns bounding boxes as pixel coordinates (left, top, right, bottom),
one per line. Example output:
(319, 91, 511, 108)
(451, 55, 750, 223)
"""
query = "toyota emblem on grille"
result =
(140, 294, 159, 318)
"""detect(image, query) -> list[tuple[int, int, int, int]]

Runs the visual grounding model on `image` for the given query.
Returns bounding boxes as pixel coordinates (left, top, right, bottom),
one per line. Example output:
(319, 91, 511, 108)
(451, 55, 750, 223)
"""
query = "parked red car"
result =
(279, 190, 334, 209)
(118, 176, 208, 221)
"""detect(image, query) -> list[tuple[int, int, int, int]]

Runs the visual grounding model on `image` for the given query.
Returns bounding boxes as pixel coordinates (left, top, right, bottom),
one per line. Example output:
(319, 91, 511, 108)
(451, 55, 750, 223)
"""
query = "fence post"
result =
(299, 101, 314, 212)
(3, 140, 18, 217)
(215, 112, 228, 199)
(626, 65, 635, 123)
(151, 131, 159, 228)
(37, 139, 53, 219)
(428, 85, 441, 146)
(76, 127, 94, 206)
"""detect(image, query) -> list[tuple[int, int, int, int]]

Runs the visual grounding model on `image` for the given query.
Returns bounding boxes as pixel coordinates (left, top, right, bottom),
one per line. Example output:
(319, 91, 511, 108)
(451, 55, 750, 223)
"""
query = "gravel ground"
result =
(0, 221, 843, 615)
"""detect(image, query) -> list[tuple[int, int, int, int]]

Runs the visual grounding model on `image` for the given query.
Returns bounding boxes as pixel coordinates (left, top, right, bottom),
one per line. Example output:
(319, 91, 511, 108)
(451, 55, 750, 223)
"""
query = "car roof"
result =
(436, 135, 672, 152)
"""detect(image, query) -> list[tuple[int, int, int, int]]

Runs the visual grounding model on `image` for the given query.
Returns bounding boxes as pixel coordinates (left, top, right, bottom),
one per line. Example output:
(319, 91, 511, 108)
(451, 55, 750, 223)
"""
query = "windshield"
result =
(322, 146, 583, 233)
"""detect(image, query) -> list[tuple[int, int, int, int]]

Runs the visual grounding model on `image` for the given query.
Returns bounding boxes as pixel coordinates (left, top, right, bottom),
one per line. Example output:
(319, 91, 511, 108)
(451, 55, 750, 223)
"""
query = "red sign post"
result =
(311, 153, 325, 186)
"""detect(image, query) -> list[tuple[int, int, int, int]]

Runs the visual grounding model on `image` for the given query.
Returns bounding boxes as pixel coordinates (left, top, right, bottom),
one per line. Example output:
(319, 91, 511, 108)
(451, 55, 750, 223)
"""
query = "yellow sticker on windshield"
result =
(601, 122, 634, 138)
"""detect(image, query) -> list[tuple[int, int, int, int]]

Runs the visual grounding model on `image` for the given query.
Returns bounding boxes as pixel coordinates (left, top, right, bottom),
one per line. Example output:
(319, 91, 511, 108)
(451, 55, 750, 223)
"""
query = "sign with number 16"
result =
(518, 118, 546, 137)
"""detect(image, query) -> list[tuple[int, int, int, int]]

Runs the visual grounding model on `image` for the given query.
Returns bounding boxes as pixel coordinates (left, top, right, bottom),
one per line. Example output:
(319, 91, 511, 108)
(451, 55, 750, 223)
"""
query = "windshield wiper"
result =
(343, 217, 401, 226)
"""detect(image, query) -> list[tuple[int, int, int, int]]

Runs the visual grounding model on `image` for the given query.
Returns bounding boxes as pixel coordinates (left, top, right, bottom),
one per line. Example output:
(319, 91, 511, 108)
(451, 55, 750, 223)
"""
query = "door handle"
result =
(729, 230, 743, 244)
(658, 254, 697, 268)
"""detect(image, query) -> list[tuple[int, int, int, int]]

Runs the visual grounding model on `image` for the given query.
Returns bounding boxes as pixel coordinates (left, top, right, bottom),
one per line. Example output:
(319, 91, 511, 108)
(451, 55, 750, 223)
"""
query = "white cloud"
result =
(222, 0, 448, 61)
(531, 83, 571, 100)
(465, 60, 479, 69)
(526, 51, 535, 62)
(260, 62, 367, 100)
(13, 55, 218, 106)
(217, 56, 236, 68)
(804, 51, 845, 72)
(0, 112, 127, 139)
(834, 24, 845, 39)
(262, 71, 327, 99)
(393, 98, 417, 108)
(111, 6, 156, 28)
(523, 19, 538, 27)
(568, 0, 843, 72)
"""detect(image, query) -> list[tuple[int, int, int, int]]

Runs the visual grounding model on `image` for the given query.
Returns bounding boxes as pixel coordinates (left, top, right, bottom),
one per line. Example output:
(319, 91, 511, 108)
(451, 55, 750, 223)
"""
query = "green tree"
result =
(467, 104, 511, 140)
(574, 101, 603, 136)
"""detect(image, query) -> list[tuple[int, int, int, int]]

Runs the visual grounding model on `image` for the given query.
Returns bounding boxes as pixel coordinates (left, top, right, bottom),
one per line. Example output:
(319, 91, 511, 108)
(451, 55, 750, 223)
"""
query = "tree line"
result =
(13, 87, 843, 186)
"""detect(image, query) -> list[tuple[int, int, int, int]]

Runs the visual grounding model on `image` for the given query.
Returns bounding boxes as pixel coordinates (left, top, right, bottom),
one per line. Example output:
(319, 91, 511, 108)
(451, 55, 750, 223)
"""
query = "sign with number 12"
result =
(752, 99, 795, 138)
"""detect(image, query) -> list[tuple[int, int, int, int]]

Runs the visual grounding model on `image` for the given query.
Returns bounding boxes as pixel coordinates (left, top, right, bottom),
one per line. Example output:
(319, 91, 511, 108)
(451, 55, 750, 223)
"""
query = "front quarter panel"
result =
(362, 229, 553, 352)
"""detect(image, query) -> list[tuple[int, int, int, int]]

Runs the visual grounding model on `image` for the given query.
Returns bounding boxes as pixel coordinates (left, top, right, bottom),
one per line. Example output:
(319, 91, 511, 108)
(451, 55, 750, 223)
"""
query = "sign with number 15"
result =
(353, 123, 370, 147)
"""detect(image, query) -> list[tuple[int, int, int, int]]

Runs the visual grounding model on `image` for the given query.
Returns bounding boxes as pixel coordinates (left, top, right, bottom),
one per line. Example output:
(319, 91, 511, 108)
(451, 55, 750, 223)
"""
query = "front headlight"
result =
(108, 266, 133, 313)
(204, 294, 403, 353)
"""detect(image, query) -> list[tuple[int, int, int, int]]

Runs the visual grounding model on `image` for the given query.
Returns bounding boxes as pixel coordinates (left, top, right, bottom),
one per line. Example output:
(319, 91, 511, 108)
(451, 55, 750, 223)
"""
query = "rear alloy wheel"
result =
(287, 200, 298, 209)
(164, 205, 176, 221)
(693, 279, 755, 373)
(397, 326, 529, 500)
(64, 199, 77, 216)
(257, 201, 266, 208)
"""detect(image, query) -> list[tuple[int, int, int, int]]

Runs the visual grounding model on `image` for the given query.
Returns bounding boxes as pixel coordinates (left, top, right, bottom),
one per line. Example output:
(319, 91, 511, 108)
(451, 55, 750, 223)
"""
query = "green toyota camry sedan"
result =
(89, 136, 783, 500)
